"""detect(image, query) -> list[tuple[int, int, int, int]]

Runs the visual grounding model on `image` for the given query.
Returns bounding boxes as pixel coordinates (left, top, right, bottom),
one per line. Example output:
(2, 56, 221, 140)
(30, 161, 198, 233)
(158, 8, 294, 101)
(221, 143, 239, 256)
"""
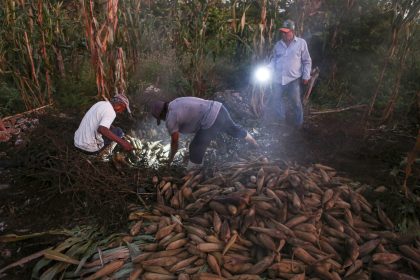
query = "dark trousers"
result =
(189, 105, 247, 164)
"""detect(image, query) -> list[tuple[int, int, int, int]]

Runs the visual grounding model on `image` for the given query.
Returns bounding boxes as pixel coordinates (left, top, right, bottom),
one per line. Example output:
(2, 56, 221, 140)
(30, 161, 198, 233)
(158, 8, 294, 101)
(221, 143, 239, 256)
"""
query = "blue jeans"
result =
(272, 79, 303, 127)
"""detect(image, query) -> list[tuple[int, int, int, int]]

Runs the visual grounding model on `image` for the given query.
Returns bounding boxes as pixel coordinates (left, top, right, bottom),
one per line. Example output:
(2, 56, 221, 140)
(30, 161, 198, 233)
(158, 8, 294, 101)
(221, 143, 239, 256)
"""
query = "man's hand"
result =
(302, 79, 310, 85)
(98, 126, 133, 152)
(121, 139, 134, 151)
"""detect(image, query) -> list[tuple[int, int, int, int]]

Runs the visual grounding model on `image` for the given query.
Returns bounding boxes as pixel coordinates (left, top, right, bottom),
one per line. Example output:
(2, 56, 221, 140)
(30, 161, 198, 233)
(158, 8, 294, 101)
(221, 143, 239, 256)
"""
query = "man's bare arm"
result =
(168, 132, 179, 164)
(98, 125, 133, 151)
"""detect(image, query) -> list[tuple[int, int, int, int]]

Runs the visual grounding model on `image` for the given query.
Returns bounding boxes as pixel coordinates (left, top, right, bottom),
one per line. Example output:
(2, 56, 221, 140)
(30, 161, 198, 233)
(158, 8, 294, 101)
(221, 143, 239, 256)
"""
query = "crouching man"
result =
(149, 97, 258, 169)
(74, 94, 133, 155)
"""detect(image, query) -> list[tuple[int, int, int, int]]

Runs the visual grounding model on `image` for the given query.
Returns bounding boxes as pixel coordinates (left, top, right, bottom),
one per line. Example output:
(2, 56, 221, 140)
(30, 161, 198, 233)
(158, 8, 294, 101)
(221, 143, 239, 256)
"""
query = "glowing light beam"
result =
(254, 66, 272, 84)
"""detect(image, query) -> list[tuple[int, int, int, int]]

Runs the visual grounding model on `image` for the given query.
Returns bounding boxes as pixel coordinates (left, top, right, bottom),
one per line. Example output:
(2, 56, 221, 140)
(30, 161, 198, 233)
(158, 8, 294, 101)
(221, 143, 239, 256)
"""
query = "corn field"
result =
(1, 0, 418, 118)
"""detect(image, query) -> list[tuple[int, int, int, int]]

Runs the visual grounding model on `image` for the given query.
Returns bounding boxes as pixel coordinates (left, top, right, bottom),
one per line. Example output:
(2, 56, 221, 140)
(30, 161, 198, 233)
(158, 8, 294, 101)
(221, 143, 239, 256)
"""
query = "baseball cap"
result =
(279, 19, 295, 33)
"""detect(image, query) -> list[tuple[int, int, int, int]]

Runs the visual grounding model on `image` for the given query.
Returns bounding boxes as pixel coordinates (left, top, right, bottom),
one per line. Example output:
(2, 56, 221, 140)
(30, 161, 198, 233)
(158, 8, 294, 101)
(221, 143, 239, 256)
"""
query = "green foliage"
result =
(374, 190, 420, 235)
(0, 82, 25, 116)
(313, 79, 351, 108)
(0, 0, 418, 120)
(211, 58, 249, 91)
(54, 62, 97, 110)
(305, 0, 419, 118)
(129, 50, 188, 98)
(396, 198, 420, 234)
(206, 6, 236, 57)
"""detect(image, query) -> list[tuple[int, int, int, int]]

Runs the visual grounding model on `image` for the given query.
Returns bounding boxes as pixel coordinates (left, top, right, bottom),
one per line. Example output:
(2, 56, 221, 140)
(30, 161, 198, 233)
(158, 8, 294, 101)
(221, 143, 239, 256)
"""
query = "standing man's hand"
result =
(302, 79, 310, 85)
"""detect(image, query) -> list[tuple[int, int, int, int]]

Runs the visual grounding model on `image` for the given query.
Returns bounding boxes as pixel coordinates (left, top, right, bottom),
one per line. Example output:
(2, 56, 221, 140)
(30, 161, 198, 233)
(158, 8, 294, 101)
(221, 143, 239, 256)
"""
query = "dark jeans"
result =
(272, 79, 303, 127)
(76, 126, 124, 155)
(189, 105, 247, 164)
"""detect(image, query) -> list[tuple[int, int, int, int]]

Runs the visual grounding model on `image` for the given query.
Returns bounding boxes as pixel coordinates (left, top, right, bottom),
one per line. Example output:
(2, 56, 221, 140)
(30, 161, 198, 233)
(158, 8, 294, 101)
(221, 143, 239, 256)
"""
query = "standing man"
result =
(269, 19, 312, 129)
(74, 94, 133, 154)
(149, 97, 259, 170)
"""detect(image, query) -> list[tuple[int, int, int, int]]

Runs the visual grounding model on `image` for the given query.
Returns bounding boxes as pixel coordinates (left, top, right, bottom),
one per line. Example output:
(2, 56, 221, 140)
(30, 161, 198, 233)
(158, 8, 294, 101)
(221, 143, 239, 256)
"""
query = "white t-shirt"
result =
(74, 101, 116, 152)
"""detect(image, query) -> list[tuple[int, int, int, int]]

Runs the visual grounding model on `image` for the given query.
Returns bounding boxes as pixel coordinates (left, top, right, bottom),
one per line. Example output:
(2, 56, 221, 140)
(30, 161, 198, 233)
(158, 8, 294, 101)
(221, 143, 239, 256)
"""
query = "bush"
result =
(0, 82, 25, 116)
(54, 61, 97, 110)
(129, 50, 187, 99)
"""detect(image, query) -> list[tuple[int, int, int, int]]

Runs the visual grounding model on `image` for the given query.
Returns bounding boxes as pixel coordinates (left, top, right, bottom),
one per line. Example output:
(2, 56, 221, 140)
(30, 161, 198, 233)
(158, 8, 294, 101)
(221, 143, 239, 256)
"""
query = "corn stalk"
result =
(250, 0, 268, 118)
(174, 1, 211, 96)
(23, 31, 42, 99)
(37, 0, 53, 104)
(0, 0, 74, 111)
(81, 0, 121, 99)
(119, 0, 142, 68)
(114, 47, 127, 96)
(246, 0, 278, 118)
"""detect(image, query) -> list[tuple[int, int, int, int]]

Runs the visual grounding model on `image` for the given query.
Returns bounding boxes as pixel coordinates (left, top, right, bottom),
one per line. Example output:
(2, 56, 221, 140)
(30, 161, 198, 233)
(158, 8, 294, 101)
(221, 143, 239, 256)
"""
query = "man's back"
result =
(74, 101, 116, 152)
(165, 97, 222, 134)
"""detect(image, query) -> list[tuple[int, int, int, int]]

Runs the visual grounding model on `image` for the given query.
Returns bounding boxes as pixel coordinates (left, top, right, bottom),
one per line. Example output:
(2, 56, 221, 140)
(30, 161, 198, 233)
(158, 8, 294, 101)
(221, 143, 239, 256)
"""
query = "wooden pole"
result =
(2, 103, 52, 121)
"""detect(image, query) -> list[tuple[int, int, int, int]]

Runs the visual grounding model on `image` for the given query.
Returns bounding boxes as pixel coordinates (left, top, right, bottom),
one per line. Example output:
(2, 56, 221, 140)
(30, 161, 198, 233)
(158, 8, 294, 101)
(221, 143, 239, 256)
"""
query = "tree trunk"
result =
(381, 37, 410, 122)
(367, 25, 398, 117)
(296, 0, 308, 36)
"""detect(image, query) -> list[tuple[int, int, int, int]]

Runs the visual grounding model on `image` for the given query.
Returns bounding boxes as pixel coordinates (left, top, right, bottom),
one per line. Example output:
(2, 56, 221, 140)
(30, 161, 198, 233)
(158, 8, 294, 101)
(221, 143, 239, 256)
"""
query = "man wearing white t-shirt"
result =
(74, 94, 133, 154)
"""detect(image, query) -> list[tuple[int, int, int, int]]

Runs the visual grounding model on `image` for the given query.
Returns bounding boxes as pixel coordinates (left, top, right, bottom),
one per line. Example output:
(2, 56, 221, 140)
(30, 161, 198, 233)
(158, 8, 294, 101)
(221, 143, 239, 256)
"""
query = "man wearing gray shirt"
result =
(268, 19, 312, 128)
(149, 97, 258, 169)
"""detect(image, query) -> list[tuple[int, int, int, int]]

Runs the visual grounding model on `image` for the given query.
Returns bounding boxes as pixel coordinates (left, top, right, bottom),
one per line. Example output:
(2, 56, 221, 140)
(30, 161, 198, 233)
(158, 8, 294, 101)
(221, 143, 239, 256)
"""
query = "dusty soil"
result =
(0, 107, 418, 279)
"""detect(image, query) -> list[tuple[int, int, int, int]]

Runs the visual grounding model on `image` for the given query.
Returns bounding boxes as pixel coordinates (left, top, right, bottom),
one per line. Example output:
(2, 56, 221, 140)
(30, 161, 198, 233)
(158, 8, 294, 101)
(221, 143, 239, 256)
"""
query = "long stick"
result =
(303, 67, 320, 106)
(310, 104, 367, 115)
(2, 103, 52, 121)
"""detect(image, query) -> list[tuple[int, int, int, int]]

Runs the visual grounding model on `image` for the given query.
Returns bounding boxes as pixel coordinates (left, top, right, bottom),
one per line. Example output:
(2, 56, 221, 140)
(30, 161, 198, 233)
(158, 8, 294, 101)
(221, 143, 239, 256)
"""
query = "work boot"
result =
(244, 132, 259, 148)
(186, 160, 203, 171)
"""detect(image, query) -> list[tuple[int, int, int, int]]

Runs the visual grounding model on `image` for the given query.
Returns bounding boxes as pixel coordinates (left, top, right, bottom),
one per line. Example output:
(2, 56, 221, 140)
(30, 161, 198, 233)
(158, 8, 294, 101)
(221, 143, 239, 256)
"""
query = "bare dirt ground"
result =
(0, 106, 418, 279)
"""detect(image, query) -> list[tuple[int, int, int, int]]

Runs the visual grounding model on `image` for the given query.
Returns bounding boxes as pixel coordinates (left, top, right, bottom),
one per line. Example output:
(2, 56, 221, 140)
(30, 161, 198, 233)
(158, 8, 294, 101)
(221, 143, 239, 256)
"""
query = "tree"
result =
(367, 0, 420, 117)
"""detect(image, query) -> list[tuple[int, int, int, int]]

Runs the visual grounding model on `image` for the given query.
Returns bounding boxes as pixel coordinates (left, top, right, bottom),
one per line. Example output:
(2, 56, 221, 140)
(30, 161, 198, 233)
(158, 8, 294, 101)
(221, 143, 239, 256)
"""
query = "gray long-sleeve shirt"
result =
(269, 36, 312, 85)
